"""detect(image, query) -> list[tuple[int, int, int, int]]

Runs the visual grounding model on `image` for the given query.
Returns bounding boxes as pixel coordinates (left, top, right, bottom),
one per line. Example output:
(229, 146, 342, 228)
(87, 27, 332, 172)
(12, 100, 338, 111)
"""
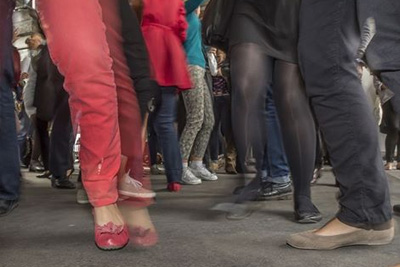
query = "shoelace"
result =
(124, 172, 144, 188)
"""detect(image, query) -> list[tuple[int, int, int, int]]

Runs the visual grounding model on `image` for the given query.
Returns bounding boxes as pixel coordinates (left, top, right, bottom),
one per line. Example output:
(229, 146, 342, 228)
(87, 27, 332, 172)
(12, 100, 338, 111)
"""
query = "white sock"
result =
(183, 162, 188, 169)
(190, 161, 203, 169)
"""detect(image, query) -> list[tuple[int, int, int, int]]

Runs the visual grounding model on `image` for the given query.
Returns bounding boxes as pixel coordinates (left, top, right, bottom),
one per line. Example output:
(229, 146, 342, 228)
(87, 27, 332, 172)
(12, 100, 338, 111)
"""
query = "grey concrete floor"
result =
(1, 168, 400, 267)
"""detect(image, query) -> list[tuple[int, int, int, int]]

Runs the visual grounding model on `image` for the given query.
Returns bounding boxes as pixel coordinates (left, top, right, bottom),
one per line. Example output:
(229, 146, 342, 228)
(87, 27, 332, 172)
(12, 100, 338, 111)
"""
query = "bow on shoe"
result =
(96, 222, 125, 235)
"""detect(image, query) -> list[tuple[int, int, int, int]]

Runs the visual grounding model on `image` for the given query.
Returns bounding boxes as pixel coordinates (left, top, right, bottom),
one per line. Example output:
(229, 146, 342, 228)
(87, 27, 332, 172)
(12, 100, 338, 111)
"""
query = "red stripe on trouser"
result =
(37, 0, 152, 207)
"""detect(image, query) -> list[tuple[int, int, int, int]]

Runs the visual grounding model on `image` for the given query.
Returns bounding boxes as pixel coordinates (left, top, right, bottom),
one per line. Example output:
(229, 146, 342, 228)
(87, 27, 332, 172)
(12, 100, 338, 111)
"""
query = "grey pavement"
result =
(1, 168, 400, 267)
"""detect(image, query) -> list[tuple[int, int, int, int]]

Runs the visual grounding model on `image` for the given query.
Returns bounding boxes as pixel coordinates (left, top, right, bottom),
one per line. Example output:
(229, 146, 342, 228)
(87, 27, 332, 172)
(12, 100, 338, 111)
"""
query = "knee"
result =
(154, 121, 172, 135)
(185, 112, 204, 133)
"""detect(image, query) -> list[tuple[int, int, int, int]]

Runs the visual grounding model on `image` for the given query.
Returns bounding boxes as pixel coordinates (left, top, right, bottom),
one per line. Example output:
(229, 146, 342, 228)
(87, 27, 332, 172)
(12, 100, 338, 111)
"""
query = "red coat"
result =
(141, 0, 192, 91)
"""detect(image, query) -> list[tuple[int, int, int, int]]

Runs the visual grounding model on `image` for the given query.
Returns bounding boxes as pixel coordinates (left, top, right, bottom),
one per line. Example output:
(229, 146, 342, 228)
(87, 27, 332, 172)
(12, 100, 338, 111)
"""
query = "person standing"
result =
(141, 0, 192, 192)
(287, 0, 394, 249)
(37, 0, 158, 250)
(0, 0, 20, 217)
(180, 0, 217, 185)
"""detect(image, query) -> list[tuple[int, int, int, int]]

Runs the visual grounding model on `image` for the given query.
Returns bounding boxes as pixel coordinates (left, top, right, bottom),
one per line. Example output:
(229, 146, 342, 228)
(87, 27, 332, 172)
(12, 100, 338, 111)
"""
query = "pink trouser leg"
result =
(99, 0, 153, 207)
(37, 0, 121, 207)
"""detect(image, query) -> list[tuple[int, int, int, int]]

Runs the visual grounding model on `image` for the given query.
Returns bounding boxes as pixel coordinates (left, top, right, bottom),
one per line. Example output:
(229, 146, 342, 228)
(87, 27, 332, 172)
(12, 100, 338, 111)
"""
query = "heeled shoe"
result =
(130, 226, 158, 248)
(95, 222, 129, 251)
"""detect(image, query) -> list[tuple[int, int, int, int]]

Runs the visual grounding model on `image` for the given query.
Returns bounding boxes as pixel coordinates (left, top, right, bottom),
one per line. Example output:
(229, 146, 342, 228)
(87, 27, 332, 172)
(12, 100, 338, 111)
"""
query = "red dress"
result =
(141, 0, 192, 90)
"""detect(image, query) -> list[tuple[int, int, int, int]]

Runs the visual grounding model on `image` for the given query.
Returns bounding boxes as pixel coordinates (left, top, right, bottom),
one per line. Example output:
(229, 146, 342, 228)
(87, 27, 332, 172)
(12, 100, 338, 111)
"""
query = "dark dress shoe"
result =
(29, 162, 45, 173)
(258, 182, 292, 201)
(233, 185, 245, 195)
(51, 177, 76, 189)
(225, 164, 238, 175)
(37, 170, 51, 179)
(295, 210, 322, 224)
(0, 199, 19, 217)
(393, 204, 400, 215)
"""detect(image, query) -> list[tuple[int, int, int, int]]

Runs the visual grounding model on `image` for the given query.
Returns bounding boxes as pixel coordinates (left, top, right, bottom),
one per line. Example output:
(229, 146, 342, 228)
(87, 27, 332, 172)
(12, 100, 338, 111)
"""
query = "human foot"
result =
(119, 205, 158, 248)
(93, 204, 129, 250)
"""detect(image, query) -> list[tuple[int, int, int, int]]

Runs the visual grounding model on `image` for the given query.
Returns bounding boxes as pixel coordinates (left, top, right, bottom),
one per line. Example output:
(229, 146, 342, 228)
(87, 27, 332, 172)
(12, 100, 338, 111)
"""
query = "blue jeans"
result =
(152, 87, 182, 183)
(0, 0, 20, 201)
(261, 85, 290, 184)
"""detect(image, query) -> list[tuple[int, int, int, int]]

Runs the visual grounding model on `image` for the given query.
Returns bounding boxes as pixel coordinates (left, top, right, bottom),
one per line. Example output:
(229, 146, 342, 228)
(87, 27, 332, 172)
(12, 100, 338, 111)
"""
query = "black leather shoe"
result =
(37, 170, 51, 179)
(29, 162, 45, 173)
(394, 204, 400, 215)
(51, 177, 76, 189)
(258, 182, 292, 201)
(295, 210, 322, 224)
(0, 199, 19, 217)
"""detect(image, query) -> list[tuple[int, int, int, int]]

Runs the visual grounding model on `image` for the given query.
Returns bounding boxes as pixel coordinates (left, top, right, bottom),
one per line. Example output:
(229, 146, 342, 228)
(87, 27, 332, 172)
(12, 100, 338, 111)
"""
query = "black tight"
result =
(382, 102, 400, 162)
(230, 43, 317, 212)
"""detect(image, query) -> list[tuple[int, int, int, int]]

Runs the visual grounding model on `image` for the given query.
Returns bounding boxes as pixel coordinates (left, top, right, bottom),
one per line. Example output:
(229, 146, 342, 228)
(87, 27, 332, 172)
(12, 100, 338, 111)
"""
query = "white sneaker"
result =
(190, 165, 218, 181)
(181, 168, 202, 185)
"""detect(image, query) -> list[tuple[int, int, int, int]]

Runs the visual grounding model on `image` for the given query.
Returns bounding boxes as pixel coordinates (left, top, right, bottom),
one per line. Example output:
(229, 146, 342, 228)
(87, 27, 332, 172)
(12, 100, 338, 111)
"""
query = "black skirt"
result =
(229, 0, 301, 63)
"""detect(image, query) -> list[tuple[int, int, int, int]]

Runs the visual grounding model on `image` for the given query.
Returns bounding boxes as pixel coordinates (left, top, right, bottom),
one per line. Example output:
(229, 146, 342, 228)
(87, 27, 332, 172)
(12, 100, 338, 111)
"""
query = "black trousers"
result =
(35, 116, 50, 170)
(49, 93, 73, 178)
(299, 0, 392, 225)
(209, 95, 233, 161)
(36, 92, 73, 178)
(0, 0, 20, 201)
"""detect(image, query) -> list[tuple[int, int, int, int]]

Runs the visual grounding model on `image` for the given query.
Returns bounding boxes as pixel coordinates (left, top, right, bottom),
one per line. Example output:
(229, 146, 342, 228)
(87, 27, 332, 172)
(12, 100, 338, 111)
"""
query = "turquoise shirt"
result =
(184, 0, 206, 68)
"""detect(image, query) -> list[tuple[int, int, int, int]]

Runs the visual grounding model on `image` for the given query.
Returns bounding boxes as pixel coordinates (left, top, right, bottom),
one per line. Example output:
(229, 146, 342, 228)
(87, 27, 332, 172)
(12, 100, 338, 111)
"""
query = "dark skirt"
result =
(229, 0, 301, 63)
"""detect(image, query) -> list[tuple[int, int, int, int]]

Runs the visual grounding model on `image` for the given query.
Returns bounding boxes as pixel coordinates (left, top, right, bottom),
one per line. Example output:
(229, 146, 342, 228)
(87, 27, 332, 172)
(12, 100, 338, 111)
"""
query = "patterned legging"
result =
(180, 65, 215, 161)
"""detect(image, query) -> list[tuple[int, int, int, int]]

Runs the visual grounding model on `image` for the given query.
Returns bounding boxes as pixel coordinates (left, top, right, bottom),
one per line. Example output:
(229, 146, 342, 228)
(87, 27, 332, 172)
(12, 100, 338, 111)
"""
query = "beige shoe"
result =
(118, 172, 156, 199)
(209, 161, 219, 173)
(76, 183, 90, 205)
(385, 162, 396, 170)
(287, 220, 395, 250)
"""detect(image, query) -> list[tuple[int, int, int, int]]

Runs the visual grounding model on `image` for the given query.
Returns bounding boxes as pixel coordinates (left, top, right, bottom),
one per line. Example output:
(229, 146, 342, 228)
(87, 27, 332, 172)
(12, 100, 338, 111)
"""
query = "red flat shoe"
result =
(130, 227, 158, 248)
(95, 222, 129, 251)
(167, 182, 181, 192)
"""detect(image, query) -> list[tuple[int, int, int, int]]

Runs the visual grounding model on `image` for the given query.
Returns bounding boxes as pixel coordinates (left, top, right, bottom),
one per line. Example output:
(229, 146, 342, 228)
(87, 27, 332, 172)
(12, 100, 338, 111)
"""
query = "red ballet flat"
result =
(167, 182, 181, 192)
(130, 226, 158, 248)
(95, 222, 129, 251)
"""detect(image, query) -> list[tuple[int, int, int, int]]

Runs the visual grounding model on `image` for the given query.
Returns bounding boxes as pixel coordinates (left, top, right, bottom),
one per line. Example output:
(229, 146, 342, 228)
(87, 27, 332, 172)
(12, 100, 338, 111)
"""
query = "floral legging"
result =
(180, 65, 215, 161)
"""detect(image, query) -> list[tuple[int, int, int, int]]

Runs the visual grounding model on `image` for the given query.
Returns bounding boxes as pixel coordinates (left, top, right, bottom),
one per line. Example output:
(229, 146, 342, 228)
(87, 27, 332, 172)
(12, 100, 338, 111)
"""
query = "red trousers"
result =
(37, 0, 151, 207)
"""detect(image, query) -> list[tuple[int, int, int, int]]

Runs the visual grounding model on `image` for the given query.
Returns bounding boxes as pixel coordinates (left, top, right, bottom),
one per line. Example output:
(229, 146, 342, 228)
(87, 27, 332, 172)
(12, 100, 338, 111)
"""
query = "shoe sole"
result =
(226, 208, 254, 220)
(287, 227, 395, 250)
(296, 215, 323, 224)
(0, 203, 18, 217)
(181, 180, 202, 185)
(201, 178, 218, 181)
(95, 241, 129, 251)
(77, 200, 90, 205)
(257, 192, 292, 201)
(118, 190, 156, 198)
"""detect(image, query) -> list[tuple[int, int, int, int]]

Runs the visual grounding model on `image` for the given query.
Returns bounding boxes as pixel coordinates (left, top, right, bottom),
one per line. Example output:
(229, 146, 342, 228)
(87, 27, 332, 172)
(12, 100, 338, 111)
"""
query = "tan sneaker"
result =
(118, 172, 156, 199)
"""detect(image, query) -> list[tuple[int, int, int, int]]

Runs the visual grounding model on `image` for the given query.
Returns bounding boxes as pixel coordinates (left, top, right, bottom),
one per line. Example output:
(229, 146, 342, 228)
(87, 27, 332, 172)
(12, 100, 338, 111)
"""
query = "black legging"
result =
(230, 43, 317, 213)
(382, 102, 400, 163)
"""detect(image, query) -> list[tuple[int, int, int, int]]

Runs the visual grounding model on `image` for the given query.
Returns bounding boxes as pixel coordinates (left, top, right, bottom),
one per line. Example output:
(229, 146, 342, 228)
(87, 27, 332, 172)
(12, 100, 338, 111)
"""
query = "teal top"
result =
(184, 0, 206, 68)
